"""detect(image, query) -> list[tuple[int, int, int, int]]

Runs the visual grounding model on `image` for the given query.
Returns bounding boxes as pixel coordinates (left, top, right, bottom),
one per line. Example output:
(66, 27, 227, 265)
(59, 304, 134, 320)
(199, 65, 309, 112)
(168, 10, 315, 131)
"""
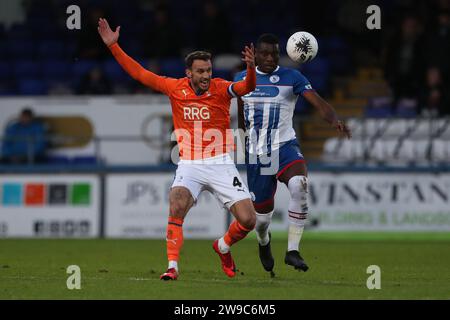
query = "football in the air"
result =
(286, 31, 318, 63)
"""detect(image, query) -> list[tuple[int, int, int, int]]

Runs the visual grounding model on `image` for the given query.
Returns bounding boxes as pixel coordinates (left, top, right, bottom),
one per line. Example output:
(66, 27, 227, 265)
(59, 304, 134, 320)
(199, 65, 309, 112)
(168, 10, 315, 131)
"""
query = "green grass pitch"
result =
(1, 232, 450, 299)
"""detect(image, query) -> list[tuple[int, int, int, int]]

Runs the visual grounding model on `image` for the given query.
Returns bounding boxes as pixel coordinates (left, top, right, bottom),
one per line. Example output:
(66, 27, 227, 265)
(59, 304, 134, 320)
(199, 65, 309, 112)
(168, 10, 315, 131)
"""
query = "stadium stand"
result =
(322, 117, 450, 165)
(0, 0, 331, 95)
(0, 0, 448, 167)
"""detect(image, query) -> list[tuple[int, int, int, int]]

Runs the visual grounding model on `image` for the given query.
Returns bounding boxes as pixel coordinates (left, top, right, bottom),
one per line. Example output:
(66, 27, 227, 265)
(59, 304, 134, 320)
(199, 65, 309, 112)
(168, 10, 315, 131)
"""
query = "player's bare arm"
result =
(303, 90, 352, 139)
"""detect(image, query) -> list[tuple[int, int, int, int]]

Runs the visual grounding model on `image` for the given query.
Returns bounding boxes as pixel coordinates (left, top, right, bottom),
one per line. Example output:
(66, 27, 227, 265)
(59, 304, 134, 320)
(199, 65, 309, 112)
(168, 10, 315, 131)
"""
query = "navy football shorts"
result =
(246, 139, 306, 209)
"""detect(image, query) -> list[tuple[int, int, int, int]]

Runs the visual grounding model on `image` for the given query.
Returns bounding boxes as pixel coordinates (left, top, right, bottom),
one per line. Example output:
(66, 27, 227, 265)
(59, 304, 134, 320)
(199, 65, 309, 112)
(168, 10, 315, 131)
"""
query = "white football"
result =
(286, 31, 318, 64)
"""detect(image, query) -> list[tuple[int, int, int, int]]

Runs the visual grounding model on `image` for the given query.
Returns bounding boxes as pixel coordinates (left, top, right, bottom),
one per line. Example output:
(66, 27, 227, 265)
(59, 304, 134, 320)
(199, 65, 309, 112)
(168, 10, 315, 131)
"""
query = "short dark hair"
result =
(21, 107, 34, 118)
(256, 33, 279, 48)
(185, 51, 212, 68)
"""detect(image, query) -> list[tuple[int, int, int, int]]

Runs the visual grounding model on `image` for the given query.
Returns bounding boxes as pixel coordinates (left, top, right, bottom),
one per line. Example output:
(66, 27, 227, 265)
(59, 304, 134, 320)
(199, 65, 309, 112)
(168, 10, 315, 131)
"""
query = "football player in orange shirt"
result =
(98, 18, 257, 280)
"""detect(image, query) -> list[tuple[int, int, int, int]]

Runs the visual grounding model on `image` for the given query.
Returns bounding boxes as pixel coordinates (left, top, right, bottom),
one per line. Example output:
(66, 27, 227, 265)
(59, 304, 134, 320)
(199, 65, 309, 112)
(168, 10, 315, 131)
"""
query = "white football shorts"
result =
(171, 154, 251, 209)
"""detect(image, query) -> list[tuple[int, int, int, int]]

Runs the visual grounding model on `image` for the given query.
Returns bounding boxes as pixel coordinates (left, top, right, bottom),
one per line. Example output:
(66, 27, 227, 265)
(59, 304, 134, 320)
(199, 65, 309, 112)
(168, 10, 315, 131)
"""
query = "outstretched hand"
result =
(97, 18, 120, 47)
(332, 119, 352, 139)
(241, 43, 255, 68)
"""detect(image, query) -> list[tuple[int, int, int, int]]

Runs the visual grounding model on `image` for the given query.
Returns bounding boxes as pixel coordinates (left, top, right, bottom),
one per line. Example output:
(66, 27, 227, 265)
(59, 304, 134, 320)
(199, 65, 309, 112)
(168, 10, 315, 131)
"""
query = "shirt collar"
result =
(256, 65, 280, 75)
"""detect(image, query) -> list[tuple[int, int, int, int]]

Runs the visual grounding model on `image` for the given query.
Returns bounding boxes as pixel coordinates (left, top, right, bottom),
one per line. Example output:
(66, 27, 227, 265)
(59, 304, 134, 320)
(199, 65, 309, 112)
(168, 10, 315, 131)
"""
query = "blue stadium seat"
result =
(46, 155, 70, 165)
(37, 41, 65, 58)
(328, 54, 352, 74)
(18, 78, 48, 95)
(8, 39, 35, 59)
(0, 62, 11, 80)
(13, 60, 40, 78)
(301, 57, 330, 76)
(365, 97, 393, 118)
(103, 59, 128, 81)
(65, 42, 78, 57)
(71, 60, 98, 78)
(308, 75, 329, 94)
(46, 79, 75, 94)
(119, 39, 143, 57)
(300, 59, 331, 93)
(71, 156, 98, 165)
(36, 26, 62, 41)
(317, 37, 351, 74)
(319, 37, 348, 55)
(365, 105, 392, 118)
(396, 103, 417, 118)
(213, 69, 232, 81)
(41, 60, 70, 81)
(159, 58, 186, 78)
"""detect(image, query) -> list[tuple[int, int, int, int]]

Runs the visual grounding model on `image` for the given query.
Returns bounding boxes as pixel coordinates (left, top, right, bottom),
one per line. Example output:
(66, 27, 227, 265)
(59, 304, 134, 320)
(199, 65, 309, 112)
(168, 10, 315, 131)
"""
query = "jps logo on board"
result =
(183, 104, 210, 121)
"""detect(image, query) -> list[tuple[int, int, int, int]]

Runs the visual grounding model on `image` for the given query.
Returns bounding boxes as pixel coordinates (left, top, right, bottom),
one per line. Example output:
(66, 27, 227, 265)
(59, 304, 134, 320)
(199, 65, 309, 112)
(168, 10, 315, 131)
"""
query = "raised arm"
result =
(303, 91, 352, 139)
(232, 44, 256, 96)
(97, 18, 167, 93)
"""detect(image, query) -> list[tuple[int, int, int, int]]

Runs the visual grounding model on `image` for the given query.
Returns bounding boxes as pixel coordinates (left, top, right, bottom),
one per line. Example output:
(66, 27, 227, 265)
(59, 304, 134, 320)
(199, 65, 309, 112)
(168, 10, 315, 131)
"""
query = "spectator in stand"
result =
(419, 67, 450, 116)
(1, 108, 47, 164)
(384, 14, 426, 112)
(77, 67, 112, 95)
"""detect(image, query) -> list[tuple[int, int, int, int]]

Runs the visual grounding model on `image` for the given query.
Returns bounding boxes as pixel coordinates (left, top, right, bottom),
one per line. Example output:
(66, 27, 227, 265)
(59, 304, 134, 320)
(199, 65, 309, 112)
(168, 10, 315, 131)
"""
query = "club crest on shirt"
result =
(269, 75, 280, 83)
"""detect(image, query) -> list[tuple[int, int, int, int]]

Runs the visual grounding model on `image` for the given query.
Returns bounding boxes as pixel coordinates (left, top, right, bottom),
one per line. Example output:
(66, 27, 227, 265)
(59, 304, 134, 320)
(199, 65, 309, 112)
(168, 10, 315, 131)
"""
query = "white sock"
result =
(288, 223, 304, 252)
(218, 237, 230, 254)
(255, 211, 273, 246)
(168, 260, 178, 272)
(287, 175, 308, 252)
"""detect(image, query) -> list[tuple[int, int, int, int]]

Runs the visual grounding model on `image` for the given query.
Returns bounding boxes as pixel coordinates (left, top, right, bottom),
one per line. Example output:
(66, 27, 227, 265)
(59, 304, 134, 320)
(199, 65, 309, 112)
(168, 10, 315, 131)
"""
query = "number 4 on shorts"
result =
(233, 177, 242, 188)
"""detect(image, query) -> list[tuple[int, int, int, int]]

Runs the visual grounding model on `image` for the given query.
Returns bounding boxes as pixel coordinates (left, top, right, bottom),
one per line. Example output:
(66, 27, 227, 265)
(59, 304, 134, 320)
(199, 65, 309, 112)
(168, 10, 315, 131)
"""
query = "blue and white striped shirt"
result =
(234, 66, 314, 155)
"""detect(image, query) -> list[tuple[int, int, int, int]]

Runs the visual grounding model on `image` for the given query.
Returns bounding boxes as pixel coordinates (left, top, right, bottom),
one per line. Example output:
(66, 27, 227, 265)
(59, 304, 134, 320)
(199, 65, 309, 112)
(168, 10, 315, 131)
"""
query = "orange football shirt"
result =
(157, 77, 236, 159)
(109, 43, 256, 160)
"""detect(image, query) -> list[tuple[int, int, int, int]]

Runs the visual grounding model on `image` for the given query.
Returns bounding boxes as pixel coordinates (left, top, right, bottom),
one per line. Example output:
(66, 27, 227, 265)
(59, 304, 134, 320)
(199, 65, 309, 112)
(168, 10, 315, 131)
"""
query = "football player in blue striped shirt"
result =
(235, 33, 351, 275)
